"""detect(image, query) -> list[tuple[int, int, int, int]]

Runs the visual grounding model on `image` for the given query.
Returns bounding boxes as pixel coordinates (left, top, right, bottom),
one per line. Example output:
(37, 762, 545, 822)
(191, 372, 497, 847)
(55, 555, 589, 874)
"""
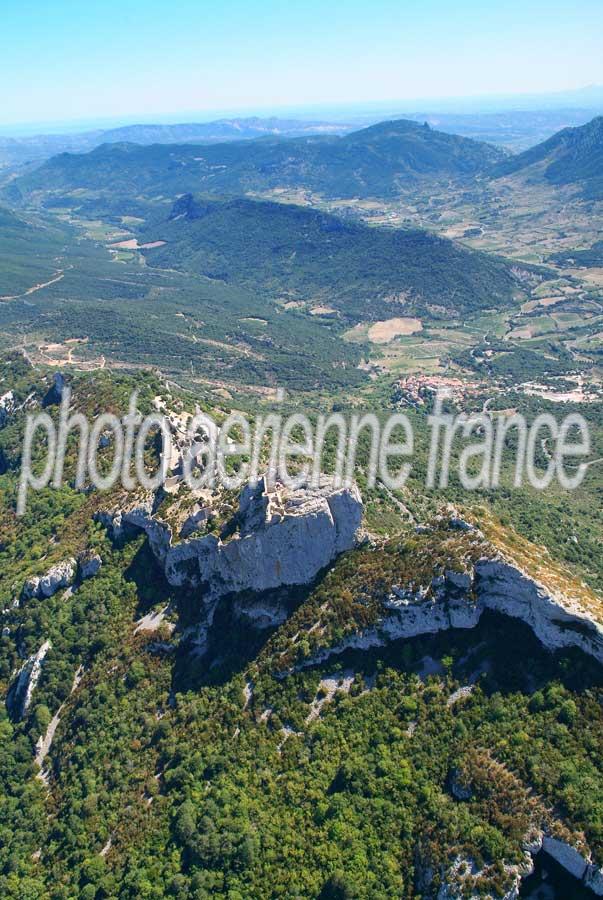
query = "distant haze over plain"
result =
(1, 84, 603, 138)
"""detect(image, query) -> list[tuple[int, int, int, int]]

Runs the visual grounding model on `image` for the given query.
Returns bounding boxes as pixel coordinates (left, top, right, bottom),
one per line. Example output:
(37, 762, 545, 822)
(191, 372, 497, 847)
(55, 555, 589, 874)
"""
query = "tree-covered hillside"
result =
(139, 194, 525, 322)
(494, 115, 603, 199)
(0, 206, 68, 298)
(7, 119, 505, 204)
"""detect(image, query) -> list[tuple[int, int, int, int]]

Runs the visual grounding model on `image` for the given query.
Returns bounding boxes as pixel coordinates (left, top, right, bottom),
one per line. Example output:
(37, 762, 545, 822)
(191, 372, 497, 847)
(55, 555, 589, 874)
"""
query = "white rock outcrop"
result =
(0, 390, 15, 427)
(523, 831, 603, 896)
(541, 835, 588, 880)
(306, 556, 603, 667)
(98, 478, 364, 649)
(7, 640, 51, 719)
(433, 828, 603, 898)
(475, 559, 603, 662)
(100, 478, 363, 600)
(22, 559, 77, 600)
(22, 551, 102, 602)
(21, 576, 42, 601)
(43, 372, 66, 406)
(436, 855, 528, 900)
(77, 550, 102, 581)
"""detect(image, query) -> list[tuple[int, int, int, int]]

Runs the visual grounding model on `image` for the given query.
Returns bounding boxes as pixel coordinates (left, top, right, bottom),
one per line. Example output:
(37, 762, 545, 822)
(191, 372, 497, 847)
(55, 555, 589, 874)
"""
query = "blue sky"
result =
(2, 0, 602, 128)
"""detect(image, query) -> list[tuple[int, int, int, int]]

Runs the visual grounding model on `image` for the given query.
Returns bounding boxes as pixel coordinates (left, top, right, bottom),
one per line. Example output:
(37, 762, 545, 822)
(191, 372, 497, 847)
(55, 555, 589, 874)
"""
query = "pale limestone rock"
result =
(7, 640, 51, 719)
(232, 595, 290, 629)
(475, 558, 603, 663)
(22, 576, 41, 600)
(100, 478, 364, 603)
(527, 834, 603, 896)
(38, 559, 77, 598)
(307, 554, 603, 668)
(22, 558, 77, 600)
(430, 828, 603, 900)
(0, 390, 15, 427)
(43, 371, 66, 406)
(78, 550, 102, 580)
(179, 506, 212, 538)
(542, 836, 588, 880)
(97, 479, 363, 653)
(436, 854, 526, 899)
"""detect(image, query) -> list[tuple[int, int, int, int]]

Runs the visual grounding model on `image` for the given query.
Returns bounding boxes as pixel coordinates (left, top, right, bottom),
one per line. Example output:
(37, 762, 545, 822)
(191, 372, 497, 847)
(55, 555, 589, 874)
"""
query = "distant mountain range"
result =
(494, 115, 603, 199)
(6, 118, 506, 203)
(2, 103, 601, 173)
(6, 114, 603, 216)
(0, 117, 353, 167)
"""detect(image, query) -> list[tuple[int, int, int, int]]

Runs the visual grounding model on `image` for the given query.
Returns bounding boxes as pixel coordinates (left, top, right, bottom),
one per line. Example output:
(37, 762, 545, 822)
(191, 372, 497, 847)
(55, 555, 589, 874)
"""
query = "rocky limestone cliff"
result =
(436, 833, 603, 899)
(98, 477, 364, 649)
(0, 389, 15, 427)
(6, 640, 51, 720)
(77, 550, 102, 581)
(23, 559, 77, 601)
(304, 524, 603, 668)
(21, 551, 102, 601)
(42, 371, 66, 407)
(100, 477, 363, 594)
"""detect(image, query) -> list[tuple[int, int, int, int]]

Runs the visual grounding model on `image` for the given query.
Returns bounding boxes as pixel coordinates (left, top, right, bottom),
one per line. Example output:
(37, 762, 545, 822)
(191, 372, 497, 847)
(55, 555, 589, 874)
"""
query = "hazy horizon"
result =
(3, 0, 602, 133)
(1, 83, 602, 138)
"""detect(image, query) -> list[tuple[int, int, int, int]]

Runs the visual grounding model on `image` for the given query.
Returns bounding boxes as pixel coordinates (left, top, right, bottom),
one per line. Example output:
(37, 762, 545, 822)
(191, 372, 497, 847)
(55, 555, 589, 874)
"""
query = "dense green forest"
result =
(0, 213, 366, 393)
(493, 116, 603, 199)
(6, 119, 505, 205)
(138, 194, 524, 322)
(0, 206, 69, 297)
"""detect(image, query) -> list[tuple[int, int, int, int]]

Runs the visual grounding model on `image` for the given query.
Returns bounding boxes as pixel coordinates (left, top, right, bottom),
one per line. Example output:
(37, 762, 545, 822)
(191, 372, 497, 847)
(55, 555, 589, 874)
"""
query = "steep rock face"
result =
(0, 390, 15, 427)
(99, 477, 364, 621)
(22, 552, 102, 601)
(23, 559, 77, 600)
(587, 865, 603, 894)
(77, 550, 102, 580)
(475, 559, 603, 662)
(42, 371, 66, 407)
(526, 832, 603, 897)
(541, 836, 588, 880)
(307, 554, 603, 666)
(6, 640, 51, 719)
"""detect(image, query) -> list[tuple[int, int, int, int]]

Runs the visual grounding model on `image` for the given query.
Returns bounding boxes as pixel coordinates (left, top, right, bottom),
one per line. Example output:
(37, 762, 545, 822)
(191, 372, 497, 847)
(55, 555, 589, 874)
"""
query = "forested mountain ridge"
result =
(0, 117, 352, 167)
(6, 118, 506, 204)
(137, 193, 528, 322)
(493, 115, 603, 198)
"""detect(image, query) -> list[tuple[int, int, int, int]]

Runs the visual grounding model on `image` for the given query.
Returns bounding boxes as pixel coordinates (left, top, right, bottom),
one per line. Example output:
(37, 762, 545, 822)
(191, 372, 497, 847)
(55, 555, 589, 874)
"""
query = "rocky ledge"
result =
(98, 477, 364, 646)
(305, 520, 603, 668)
(22, 551, 102, 601)
(434, 827, 603, 898)
(6, 640, 51, 720)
